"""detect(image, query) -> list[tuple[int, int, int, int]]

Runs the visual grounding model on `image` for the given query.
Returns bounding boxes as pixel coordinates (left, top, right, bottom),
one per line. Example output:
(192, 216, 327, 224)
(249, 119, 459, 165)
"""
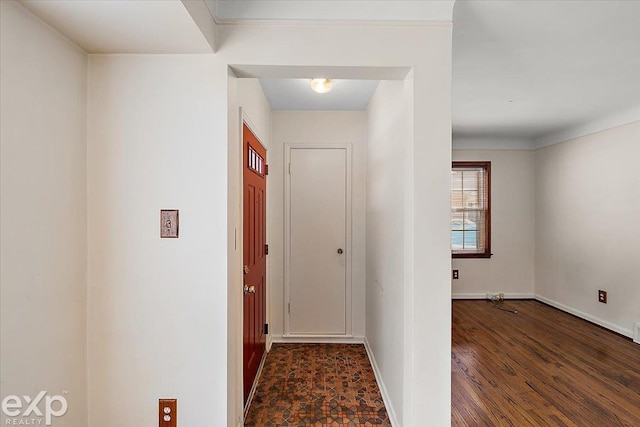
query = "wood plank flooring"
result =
(452, 300, 640, 426)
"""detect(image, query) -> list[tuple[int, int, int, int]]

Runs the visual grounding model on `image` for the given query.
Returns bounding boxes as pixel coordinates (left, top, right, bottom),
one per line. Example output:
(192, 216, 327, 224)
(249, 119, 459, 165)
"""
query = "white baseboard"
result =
(534, 294, 634, 339)
(452, 292, 534, 300)
(266, 333, 273, 352)
(270, 335, 364, 344)
(364, 338, 399, 427)
(243, 349, 269, 420)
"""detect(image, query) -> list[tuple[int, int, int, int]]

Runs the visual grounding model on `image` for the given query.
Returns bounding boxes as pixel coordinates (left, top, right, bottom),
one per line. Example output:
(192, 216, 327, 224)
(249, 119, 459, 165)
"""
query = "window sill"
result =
(452, 252, 492, 259)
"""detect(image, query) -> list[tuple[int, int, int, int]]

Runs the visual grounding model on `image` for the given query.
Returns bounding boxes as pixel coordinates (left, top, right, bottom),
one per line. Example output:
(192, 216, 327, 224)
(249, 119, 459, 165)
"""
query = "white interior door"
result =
(285, 145, 351, 336)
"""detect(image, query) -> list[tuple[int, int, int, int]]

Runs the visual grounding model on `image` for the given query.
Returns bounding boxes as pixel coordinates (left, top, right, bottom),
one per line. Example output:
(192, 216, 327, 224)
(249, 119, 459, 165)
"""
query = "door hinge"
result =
(265, 164, 269, 175)
(288, 162, 291, 175)
(264, 323, 269, 334)
(288, 302, 291, 314)
(264, 244, 269, 255)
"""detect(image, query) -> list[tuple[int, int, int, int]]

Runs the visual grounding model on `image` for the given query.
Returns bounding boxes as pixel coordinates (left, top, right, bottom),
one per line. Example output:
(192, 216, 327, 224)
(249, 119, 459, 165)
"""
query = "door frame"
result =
(239, 108, 270, 414)
(283, 143, 353, 338)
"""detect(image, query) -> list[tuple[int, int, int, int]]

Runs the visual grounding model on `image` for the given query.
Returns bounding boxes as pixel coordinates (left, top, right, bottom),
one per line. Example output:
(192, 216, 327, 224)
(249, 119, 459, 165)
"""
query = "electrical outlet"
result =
(159, 399, 177, 427)
(452, 270, 459, 280)
(598, 290, 607, 304)
(486, 292, 503, 302)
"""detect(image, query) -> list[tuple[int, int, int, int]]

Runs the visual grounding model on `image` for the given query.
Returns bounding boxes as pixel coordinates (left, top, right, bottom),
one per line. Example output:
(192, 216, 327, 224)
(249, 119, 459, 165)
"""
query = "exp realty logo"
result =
(2, 391, 68, 426)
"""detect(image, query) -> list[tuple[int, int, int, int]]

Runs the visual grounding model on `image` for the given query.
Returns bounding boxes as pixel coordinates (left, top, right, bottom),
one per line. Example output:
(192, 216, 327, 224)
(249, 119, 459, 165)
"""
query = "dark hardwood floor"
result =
(452, 300, 640, 426)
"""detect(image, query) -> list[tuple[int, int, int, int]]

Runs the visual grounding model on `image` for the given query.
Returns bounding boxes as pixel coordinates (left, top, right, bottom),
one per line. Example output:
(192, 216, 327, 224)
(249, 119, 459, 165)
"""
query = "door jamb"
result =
(283, 143, 353, 338)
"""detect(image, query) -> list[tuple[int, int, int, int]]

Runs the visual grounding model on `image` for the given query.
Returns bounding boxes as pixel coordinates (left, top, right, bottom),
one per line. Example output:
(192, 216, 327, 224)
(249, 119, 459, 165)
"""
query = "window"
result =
(451, 161, 491, 258)
(248, 145, 264, 176)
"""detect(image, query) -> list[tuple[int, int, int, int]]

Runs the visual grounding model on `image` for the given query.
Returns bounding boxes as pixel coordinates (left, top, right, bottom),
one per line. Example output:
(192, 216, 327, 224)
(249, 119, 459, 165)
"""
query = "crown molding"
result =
(215, 18, 452, 27)
(210, 0, 455, 24)
(535, 105, 640, 149)
(452, 135, 535, 150)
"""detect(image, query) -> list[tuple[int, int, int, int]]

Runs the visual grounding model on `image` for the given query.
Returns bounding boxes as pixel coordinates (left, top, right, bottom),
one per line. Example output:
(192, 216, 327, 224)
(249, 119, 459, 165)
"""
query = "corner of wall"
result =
(1, 2, 88, 425)
(533, 120, 640, 339)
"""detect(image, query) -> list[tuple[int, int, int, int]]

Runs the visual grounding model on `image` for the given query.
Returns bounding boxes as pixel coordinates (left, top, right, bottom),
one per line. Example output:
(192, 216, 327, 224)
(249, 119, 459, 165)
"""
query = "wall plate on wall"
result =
(160, 210, 179, 238)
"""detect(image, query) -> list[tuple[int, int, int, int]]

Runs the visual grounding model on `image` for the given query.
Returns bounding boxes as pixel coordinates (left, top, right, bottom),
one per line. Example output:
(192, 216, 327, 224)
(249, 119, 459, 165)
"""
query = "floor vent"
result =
(634, 323, 640, 344)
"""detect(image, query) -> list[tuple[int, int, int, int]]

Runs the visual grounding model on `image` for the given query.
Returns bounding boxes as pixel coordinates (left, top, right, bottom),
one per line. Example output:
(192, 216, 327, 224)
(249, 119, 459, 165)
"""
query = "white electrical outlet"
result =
(486, 292, 503, 301)
(634, 322, 640, 344)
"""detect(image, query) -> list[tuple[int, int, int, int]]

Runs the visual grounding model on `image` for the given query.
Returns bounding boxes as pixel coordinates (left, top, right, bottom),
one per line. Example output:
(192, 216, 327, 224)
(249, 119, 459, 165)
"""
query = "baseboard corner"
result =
(452, 292, 534, 300)
(534, 294, 634, 339)
(363, 338, 399, 427)
(272, 335, 363, 344)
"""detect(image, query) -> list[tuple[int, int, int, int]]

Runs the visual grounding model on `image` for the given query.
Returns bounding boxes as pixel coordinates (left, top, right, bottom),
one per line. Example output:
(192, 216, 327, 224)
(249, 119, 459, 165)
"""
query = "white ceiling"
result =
(453, 0, 640, 144)
(16, 0, 640, 143)
(211, 0, 455, 22)
(259, 79, 379, 111)
(20, 0, 213, 53)
(215, 0, 451, 113)
(249, 0, 640, 142)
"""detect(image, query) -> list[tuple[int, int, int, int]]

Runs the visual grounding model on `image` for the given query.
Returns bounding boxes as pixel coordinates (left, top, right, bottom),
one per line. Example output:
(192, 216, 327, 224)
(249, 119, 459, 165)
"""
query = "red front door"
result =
(243, 124, 267, 403)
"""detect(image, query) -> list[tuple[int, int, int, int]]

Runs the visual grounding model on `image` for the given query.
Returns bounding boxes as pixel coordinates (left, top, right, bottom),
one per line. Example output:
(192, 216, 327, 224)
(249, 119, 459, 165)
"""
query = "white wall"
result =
(80, 20, 451, 427)
(226, 71, 242, 427)
(452, 149, 535, 298)
(408, 38, 453, 424)
(366, 79, 412, 425)
(87, 54, 229, 426)
(2, 4, 454, 425)
(535, 121, 640, 337)
(269, 111, 367, 339)
(219, 22, 453, 427)
(0, 2, 88, 425)
(237, 79, 272, 149)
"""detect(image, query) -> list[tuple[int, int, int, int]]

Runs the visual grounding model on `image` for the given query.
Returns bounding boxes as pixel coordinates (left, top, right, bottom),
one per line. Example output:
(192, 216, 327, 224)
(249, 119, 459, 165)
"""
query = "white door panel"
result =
(286, 146, 351, 335)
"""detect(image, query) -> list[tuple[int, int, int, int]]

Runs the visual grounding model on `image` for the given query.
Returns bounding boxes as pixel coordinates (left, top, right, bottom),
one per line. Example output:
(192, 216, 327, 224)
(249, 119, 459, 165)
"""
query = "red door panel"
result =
(243, 124, 267, 403)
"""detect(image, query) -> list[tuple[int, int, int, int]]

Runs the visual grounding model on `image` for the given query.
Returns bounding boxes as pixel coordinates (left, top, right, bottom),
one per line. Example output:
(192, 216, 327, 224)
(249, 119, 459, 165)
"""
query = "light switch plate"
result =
(160, 210, 179, 238)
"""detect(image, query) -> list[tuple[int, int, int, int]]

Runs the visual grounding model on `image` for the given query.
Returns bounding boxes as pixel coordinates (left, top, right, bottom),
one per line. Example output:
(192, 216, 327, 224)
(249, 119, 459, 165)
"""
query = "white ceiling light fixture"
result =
(310, 78, 334, 94)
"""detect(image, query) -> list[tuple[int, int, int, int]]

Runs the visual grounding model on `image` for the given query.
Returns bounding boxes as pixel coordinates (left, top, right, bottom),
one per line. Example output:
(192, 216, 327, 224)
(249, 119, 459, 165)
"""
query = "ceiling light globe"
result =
(310, 78, 333, 94)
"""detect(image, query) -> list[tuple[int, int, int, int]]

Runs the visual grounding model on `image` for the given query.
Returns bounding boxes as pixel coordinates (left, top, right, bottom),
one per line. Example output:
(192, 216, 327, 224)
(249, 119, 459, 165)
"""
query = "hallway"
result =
(245, 344, 391, 426)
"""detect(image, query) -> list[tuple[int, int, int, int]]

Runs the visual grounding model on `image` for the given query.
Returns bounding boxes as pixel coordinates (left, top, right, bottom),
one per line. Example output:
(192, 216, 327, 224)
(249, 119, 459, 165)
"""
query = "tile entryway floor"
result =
(244, 343, 391, 426)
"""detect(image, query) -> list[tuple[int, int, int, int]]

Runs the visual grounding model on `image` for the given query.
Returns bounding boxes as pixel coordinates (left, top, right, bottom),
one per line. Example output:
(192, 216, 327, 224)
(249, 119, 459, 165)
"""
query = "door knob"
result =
(244, 285, 256, 294)
(337, 248, 344, 254)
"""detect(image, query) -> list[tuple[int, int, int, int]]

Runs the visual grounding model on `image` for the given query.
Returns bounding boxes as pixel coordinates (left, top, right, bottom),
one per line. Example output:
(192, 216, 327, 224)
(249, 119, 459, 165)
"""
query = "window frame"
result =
(451, 161, 492, 259)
